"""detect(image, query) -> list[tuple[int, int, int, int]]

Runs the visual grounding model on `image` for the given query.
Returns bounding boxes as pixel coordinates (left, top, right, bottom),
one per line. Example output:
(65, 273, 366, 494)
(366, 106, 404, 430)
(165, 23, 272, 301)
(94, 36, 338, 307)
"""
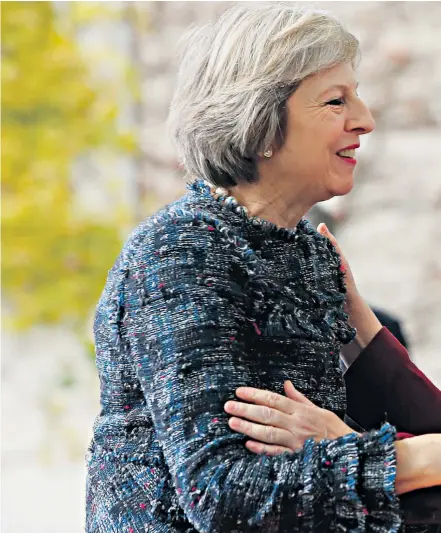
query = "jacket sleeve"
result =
(125, 218, 402, 533)
(345, 327, 441, 435)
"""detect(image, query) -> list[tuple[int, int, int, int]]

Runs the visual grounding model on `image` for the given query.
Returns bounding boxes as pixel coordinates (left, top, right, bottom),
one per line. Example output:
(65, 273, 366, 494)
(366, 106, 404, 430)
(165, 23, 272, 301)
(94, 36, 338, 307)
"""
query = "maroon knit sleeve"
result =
(344, 327, 441, 435)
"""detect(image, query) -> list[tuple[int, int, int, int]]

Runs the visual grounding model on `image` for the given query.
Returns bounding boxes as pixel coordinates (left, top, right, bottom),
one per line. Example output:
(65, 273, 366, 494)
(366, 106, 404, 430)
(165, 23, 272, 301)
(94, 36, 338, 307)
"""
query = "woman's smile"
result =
(335, 143, 359, 166)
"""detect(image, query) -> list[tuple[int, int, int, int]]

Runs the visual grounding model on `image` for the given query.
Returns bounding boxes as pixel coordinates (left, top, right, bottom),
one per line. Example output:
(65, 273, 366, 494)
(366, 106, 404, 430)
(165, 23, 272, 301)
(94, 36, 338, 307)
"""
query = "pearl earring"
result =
(263, 148, 273, 158)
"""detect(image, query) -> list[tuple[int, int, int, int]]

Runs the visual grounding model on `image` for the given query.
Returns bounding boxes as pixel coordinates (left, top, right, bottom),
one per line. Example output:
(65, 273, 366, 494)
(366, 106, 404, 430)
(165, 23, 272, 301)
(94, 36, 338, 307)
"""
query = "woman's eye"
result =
(327, 98, 344, 106)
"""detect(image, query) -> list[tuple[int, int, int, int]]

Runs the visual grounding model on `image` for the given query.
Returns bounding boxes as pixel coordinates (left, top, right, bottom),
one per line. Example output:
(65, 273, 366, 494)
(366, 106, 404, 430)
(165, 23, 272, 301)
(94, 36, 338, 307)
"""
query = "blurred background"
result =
(1, 1, 441, 532)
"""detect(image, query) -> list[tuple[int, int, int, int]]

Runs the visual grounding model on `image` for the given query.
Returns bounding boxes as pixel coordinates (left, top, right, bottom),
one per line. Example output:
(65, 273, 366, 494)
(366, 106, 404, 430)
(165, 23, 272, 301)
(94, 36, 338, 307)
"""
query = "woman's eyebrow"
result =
(318, 82, 360, 97)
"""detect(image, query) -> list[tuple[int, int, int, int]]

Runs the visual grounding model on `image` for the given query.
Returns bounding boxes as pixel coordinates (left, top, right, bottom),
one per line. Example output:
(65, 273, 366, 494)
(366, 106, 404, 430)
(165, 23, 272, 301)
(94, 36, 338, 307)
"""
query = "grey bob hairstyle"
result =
(168, 3, 360, 187)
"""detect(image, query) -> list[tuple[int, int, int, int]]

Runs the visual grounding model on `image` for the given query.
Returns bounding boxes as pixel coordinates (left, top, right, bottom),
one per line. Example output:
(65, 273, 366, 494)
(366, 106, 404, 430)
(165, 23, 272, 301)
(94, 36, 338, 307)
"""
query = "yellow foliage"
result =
(1, 2, 131, 332)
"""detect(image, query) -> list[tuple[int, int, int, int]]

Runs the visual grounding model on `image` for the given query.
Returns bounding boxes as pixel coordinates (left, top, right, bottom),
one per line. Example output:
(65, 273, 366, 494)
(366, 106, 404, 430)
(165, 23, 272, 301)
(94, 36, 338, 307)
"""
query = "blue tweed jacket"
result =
(86, 180, 402, 532)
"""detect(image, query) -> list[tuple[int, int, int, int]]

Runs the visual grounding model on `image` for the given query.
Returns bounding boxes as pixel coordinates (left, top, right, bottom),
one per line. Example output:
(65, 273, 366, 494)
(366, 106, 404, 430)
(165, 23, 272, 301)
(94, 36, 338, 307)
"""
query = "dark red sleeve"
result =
(344, 327, 441, 435)
(345, 328, 441, 525)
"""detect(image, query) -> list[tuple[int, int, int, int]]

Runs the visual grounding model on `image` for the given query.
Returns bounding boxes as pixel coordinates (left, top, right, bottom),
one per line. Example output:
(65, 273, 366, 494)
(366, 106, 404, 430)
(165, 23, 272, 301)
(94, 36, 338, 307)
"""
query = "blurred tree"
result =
(1, 1, 133, 336)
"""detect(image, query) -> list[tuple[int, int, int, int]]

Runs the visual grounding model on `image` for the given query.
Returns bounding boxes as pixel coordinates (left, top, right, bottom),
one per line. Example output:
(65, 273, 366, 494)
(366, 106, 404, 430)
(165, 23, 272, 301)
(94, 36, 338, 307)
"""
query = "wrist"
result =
(345, 287, 362, 310)
(425, 434, 441, 486)
(395, 434, 441, 495)
(324, 410, 357, 440)
(345, 293, 382, 350)
(345, 290, 367, 323)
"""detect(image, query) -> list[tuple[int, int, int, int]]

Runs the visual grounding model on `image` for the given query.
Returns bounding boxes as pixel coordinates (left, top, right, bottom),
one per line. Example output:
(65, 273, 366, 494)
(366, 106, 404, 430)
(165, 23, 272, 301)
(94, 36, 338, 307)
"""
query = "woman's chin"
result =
(328, 176, 354, 197)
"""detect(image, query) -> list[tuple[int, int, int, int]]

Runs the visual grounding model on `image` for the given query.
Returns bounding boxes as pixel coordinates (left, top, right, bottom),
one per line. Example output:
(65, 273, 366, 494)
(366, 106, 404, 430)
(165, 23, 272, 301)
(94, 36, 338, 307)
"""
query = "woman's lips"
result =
(336, 153, 357, 166)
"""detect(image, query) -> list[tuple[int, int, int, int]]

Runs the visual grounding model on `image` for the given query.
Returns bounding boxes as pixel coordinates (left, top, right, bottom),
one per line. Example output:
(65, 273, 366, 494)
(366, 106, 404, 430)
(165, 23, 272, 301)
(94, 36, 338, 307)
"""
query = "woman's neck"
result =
(231, 180, 313, 230)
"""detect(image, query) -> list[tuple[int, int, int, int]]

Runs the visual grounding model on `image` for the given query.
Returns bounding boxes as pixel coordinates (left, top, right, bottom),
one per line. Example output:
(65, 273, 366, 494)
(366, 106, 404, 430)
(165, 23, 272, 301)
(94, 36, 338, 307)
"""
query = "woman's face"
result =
(267, 62, 375, 203)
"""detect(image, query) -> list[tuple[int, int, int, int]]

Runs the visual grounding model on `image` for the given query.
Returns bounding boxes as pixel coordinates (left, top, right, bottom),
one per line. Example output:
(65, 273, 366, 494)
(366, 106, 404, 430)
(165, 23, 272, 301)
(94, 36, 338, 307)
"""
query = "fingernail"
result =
(224, 401, 235, 412)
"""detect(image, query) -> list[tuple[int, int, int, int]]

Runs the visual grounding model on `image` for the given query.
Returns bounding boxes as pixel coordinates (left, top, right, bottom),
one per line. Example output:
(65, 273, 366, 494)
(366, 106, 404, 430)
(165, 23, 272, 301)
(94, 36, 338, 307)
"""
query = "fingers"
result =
(227, 415, 295, 448)
(224, 400, 289, 429)
(245, 440, 294, 456)
(283, 380, 314, 406)
(234, 387, 295, 414)
(317, 223, 349, 276)
(317, 223, 340, 250)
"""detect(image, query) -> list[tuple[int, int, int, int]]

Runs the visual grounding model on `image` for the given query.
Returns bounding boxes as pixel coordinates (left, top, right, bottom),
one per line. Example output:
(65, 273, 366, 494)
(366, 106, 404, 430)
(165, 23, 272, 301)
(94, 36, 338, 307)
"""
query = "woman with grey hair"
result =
(86, 4, 441, 532)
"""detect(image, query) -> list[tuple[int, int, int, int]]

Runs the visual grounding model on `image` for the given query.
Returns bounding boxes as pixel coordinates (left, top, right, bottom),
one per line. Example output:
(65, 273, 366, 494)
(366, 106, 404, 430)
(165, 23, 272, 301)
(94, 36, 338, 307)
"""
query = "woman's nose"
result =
(347, 100, 376, 135)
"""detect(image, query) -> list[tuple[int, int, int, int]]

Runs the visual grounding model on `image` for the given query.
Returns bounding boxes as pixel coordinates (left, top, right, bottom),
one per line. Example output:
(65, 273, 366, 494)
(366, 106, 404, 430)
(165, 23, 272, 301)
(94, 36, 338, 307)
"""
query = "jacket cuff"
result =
(317, 424, 401, 530)
(357, 424, 402, 530)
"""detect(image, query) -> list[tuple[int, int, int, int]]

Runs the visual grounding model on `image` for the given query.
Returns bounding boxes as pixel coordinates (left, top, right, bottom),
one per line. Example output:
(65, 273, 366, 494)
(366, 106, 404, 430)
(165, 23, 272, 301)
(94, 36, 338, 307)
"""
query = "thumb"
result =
(317, 223, 338, 247)
(317, 223, 345, 262)
(284, 381, 314, 406)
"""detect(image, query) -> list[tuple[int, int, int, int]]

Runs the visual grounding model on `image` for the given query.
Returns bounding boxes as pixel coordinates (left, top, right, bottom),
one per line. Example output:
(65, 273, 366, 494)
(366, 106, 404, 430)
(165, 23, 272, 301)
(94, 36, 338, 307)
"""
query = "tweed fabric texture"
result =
(86, 180, 403, 532)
